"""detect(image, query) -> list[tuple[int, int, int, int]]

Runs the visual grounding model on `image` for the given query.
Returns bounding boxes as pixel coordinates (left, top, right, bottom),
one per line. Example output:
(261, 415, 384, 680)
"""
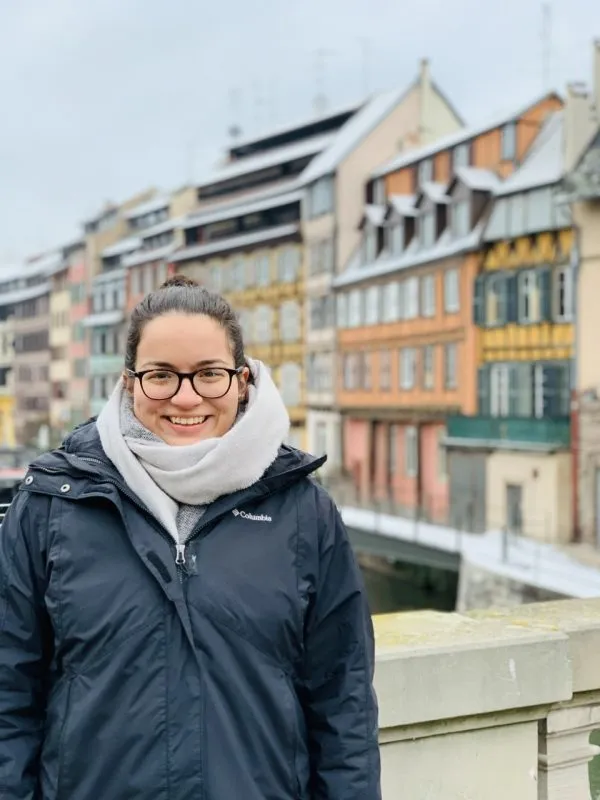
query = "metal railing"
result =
(0, 503, 10, 523)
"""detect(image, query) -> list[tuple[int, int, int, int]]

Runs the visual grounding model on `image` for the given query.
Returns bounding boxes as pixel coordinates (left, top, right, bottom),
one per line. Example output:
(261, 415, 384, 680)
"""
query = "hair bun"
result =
(159, 274, 200, 290)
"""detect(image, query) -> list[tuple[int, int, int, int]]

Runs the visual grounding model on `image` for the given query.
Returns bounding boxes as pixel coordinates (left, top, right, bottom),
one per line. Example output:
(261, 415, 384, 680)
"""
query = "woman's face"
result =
(127, 312, 249, 446)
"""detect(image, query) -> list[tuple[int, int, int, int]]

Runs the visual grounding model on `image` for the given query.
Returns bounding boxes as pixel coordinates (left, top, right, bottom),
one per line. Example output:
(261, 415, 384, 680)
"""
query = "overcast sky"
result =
(0, 0, 598, 264)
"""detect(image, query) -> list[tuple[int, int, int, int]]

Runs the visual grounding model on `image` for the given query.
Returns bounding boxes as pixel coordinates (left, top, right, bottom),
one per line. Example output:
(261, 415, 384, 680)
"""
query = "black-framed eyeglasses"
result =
(126, 366, 244, 400)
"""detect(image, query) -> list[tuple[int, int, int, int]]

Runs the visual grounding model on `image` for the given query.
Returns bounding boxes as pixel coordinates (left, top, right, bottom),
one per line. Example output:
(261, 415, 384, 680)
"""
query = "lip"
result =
(163, 416, 211, 433)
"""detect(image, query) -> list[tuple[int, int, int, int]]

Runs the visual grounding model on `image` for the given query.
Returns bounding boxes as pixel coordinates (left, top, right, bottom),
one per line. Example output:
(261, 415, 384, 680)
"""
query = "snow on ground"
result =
(340, 506, 600, 599)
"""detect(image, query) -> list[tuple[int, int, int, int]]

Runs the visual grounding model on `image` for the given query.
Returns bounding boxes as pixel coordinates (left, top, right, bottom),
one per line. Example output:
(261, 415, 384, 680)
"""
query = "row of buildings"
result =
(2, 44, 600, 547)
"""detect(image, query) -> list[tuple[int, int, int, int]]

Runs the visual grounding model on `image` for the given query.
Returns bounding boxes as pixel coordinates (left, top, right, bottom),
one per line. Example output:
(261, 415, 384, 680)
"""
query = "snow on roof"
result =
(26, 250, 65, 277)
(334, 223, 484, 289)
(453, 166, 500, 192)
(183, 188, 303, 230)
(138, 216, 182, 239)
(372, 91, 560, 178)
(418, 181, 449, 204)
(102, 236, 142, 259)
(125, 195, 170, 220)
(300, 87, 412, 185)
(361, 205, 386, 227)
(171, 223, 299, 263)
(495, 112, 565, 196)
(123, 243, 177, 269)
(0, 281, 51, 308)
(387, 195, 418, 217)
(198, 133, 334, 188)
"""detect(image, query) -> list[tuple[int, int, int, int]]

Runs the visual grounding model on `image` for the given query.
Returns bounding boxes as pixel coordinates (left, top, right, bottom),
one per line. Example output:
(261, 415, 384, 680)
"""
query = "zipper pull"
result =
(175, 543, 186, 565)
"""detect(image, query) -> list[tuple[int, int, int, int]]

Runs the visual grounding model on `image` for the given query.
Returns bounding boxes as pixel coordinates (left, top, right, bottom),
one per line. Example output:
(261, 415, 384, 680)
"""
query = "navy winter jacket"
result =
(0, 421, 381, 799)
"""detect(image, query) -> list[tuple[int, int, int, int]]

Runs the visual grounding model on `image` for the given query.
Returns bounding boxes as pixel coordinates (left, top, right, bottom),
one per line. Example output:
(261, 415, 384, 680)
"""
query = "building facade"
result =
(67, 242, 91, 428)
(49, 252, 72, 442)
(446, 112, 574, 541)
(302, 60, 464, 473)
(333, 91, 562, 523)
(0, 269, 19, 447)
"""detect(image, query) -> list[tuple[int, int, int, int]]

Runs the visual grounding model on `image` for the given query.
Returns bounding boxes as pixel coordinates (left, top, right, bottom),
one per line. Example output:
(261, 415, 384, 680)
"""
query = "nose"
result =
(170, 377, 205, 408)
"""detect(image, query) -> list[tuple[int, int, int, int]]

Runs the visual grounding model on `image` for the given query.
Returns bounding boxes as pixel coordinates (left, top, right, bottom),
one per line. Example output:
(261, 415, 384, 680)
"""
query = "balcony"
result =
(376, 598, 600, 798)
(445, 414, 570, 451)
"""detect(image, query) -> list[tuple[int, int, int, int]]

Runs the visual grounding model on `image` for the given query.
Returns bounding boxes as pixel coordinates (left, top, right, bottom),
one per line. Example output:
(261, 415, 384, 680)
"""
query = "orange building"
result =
(333, 92, 562, 524)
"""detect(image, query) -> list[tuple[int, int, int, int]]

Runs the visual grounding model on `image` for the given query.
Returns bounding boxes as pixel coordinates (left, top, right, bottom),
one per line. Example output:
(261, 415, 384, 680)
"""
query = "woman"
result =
(0, 276, 380, 799)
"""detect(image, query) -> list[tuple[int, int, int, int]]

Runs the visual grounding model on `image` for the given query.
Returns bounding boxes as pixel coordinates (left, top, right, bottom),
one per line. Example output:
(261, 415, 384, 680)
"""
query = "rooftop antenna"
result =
(313, 48, 332, 116)
(541, 2, 552, 92)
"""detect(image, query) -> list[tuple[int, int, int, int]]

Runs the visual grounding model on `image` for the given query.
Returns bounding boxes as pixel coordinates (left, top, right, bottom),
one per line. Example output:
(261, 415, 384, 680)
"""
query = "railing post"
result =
(538, 705, 600, 799)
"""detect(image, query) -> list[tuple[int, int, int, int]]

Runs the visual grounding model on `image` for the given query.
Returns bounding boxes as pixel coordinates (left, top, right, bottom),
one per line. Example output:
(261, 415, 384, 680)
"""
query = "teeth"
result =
(169, 416, 206, 426)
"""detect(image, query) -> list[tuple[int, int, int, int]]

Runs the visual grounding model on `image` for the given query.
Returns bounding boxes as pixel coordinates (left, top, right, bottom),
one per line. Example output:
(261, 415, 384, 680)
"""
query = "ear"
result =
(122, 371, 134, 396)
(237, 366, 250, 401)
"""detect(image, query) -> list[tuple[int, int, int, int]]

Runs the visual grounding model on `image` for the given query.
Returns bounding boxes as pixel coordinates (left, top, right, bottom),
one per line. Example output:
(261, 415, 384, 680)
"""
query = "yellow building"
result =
(446, 111, 574, 543)
(0, 269, 17, 447)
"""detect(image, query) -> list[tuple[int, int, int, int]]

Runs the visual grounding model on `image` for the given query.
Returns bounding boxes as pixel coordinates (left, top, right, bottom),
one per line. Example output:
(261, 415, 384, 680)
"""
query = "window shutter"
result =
(506, 273, 518, 323)
(538, 267, 552, 321)
(516, 363, 533, 417)
(498, 274, 509, 325)
(477, 365, 490, 415)
(541, 365, 563, 417)
(473, 275, 486, 325)
(508, 365, 520, 416)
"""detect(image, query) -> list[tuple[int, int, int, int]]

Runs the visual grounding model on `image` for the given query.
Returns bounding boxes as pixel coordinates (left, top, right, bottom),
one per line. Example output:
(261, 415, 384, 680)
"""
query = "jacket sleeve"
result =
(0, 492, 52, 799)
(302, 488, 381, 800)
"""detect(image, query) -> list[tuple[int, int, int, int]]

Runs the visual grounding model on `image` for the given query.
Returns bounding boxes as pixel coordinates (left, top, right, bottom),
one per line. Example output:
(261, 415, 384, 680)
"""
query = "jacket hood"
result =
(27, 419, 326, 502)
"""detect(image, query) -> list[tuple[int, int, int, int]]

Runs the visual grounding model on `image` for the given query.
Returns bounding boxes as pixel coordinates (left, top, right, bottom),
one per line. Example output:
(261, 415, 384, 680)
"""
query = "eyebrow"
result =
(139, 359, 229, 370)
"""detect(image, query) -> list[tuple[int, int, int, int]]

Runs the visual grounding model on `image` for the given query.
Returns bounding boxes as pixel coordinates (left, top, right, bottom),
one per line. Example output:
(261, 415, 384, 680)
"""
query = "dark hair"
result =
(124, 274, 247, 372)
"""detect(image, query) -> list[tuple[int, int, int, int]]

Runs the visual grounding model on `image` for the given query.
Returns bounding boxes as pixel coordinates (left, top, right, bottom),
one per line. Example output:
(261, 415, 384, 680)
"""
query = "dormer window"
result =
(363, 225, 378, 264)
(451, 198, 471, 238)
(452, 143, 470, 170)
(419, 208, 436, 248)
(418, 159, 434, 185)
(386, 221, 404, 256)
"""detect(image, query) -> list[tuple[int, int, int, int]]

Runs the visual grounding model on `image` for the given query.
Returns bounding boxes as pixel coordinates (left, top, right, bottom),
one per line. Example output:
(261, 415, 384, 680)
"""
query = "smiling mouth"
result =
(165, 416, 208, 427)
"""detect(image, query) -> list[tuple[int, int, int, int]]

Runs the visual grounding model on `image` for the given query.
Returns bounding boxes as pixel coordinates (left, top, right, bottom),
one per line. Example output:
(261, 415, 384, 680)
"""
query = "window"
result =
(400, 348, 417, 389)
(405, 277, 419, 319)
(310, 296, 334, 330)
(387, 222, 404, 256)
(444, 269, 460, 313)
(423, 345, 434, 389)
(418, 159, 433, 185)
(452, 143, 470, 170)
(383, 281, 401, 322)
(405, 426, 418, 477)
(362, 226, 378, 264)
(451, 199, 470, 238)
(278, 247, 300, 283)
(308, 177, 334, 218)
(365, 286, 381, 325)
(209, 265, 222, 292)
(419, 209, 436, 248)
(501, 122, 517, 160)
(348, 290, 363, 327)
(388, 425, 398, 476)
(421, 274, 436, 317)
(280, 301, 301, 342)
(373, 179, 386, 206)
(231, 257, 245, 289)
(314, 421, 328, 457)
(256, 255, 271, 286)
(239, 309, 254, 345)
(444, 343, 458, 389)
(485, 274, 507, 325)
(279, 363, 301, 407)
(484, 362, 571, 419)
(337, 294, 348, 328)
(254, 305, 272, 343)
(245, 256, 256, 288)
(343, 353, 359, 390)
(361, 352, 372, 390)
(307, 352, 332, 392)
(555, 266, 573, 321)
(380, 350, 391, 391)
(518, 270, 539, 323)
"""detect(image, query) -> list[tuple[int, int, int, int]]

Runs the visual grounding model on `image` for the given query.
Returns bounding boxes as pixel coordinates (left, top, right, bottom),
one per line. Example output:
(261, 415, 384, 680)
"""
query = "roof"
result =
(452, 166, 500, 192)
(83, 310, 125, 328)
(183, 187, 303, 230)
(138, 216, 182, 239)
(171, 223, 299, 263)
(333, 223, 484, 289)
(198, 133, 334, 189)
(299, 87, 413, 185)
(102, 236, 142, 259)
(495, 111, 565, 196)
(372, 90, 561, 178)
(27, 250, 65, 277)
(123, 243, 177, 269)
(125, 195, 170, 220)
(417, 181, 449, 204)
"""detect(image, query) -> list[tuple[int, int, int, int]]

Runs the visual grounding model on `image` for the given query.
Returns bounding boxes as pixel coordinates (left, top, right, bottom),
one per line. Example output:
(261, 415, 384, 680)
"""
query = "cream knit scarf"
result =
(96, 359, 290, 543)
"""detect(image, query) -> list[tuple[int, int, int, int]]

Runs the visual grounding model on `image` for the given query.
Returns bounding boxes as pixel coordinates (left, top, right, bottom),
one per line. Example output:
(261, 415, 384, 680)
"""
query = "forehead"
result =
(136, 313, 232, 367)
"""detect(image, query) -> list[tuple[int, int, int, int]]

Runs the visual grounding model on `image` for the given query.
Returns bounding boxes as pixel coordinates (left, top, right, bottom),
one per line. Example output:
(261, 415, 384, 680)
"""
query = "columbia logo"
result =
(232, 509, 272, 523)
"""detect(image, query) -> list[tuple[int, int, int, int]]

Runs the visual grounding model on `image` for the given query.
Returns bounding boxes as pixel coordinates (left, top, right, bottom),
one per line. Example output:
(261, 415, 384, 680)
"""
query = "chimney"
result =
(564, 82, 593, 171)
